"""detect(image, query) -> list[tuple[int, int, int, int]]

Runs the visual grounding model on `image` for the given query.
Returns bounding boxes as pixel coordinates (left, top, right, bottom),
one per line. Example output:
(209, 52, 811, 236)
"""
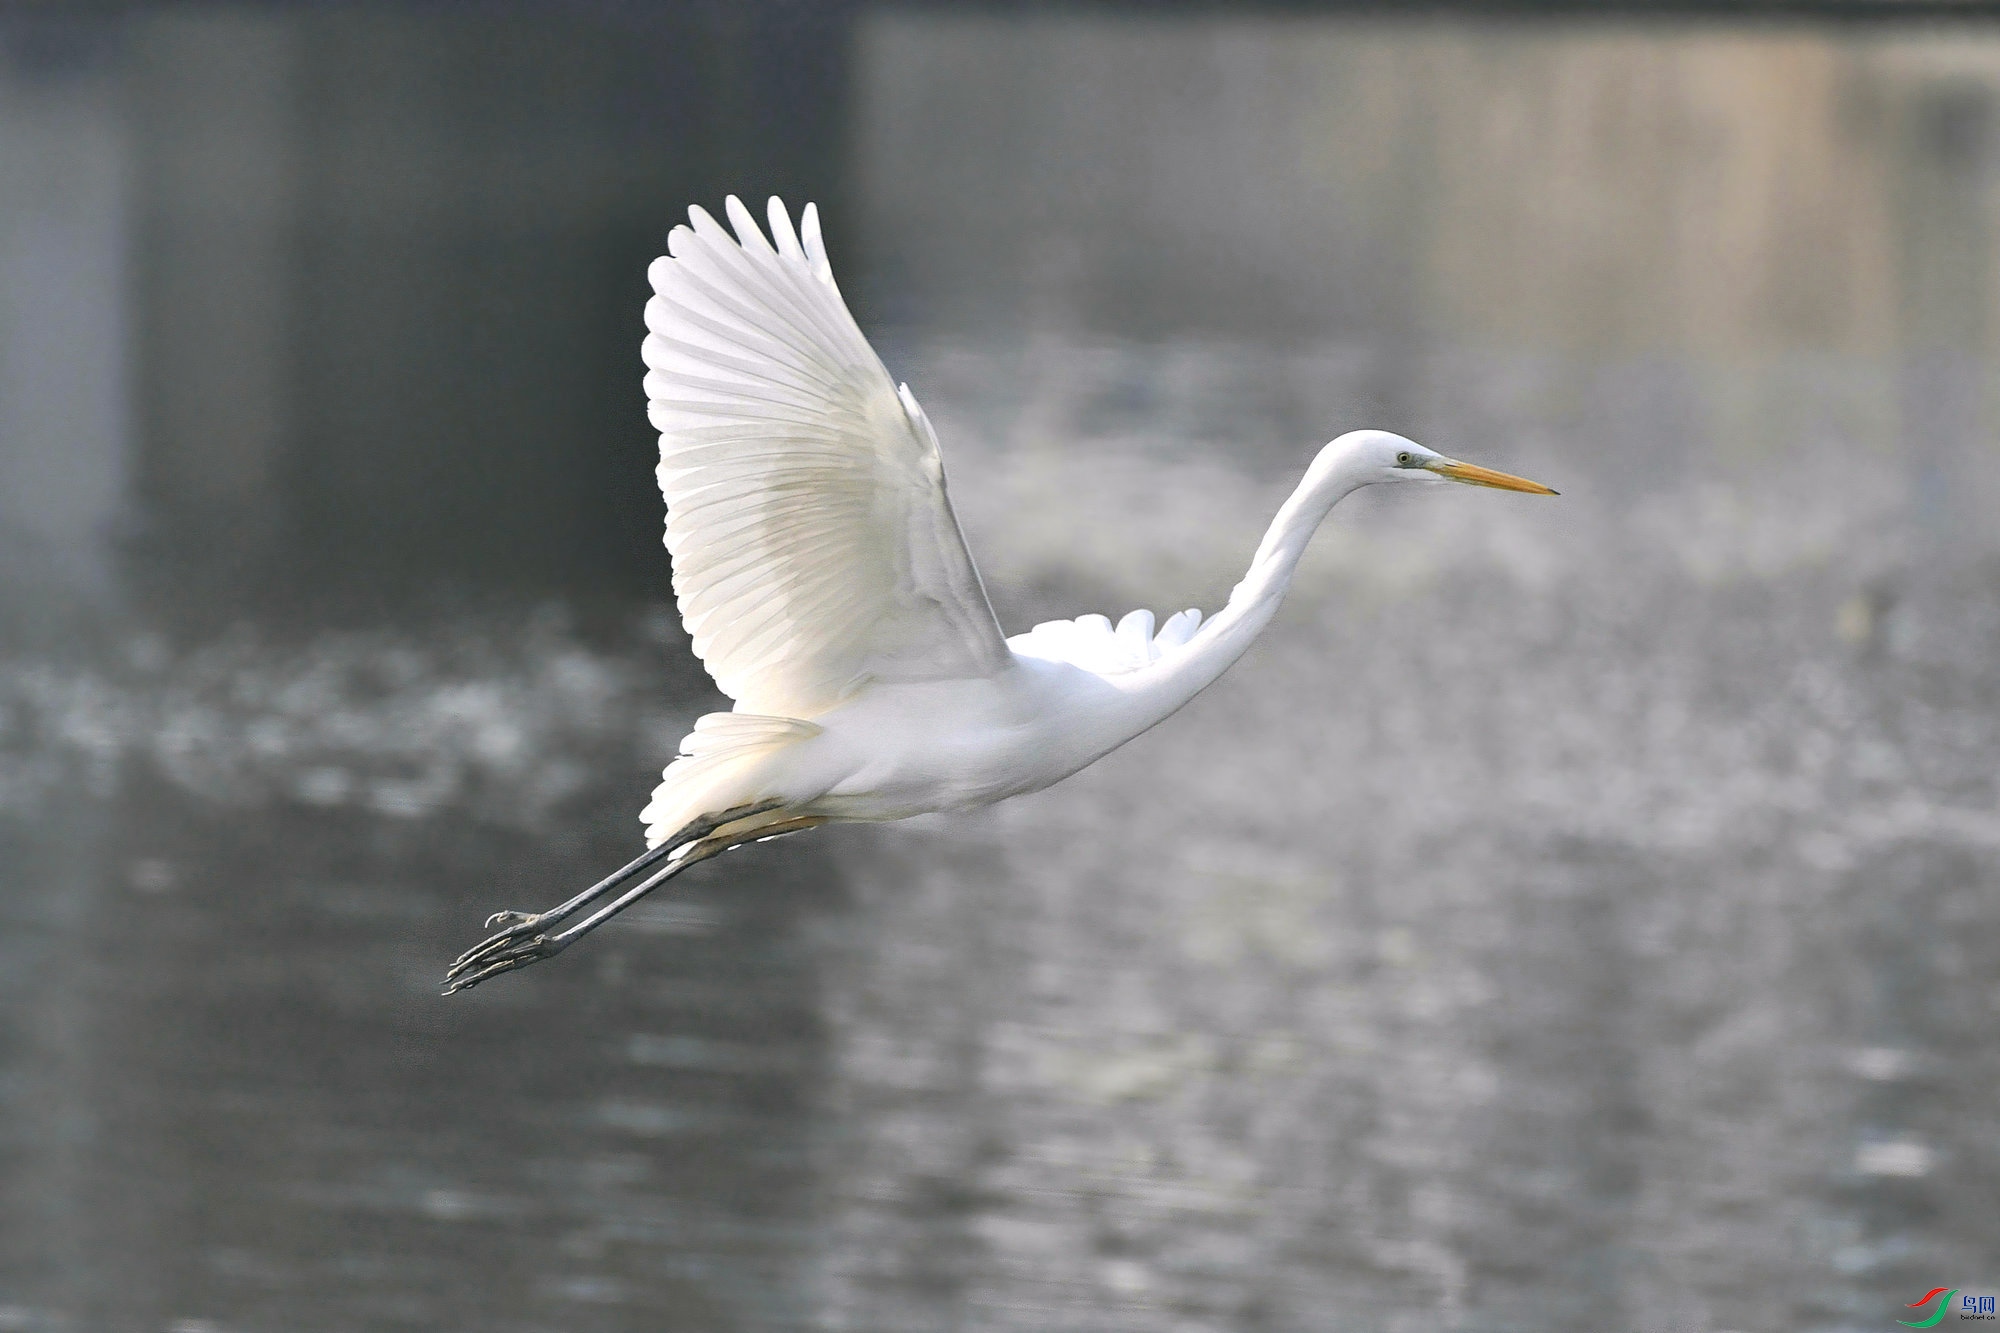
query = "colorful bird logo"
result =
(1900, 1288, 1959, 1328)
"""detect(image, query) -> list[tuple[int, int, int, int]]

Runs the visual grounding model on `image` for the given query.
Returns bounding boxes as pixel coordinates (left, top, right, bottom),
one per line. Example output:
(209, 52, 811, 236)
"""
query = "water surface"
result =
(3, 10, 1999, 1333)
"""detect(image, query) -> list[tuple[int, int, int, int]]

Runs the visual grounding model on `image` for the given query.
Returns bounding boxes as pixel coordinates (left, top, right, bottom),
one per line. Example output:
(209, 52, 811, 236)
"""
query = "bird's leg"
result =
(441, 808, 823, 994)
(446, 799, 782, 978)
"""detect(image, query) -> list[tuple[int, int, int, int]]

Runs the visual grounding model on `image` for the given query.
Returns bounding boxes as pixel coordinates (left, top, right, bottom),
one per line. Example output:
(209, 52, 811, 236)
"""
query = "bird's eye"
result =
(1396, 451, 1412, 466)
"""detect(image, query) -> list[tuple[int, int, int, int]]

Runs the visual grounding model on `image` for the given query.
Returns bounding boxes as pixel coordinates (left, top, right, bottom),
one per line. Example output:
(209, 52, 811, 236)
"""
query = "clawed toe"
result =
(443, 931, 567, 993)
(483, 909, 537, 930)
(450, 921, 535, 974)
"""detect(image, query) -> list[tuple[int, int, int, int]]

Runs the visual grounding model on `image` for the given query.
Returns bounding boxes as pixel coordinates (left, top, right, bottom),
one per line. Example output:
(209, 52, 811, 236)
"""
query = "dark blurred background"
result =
(3, 3, 1999, 1331)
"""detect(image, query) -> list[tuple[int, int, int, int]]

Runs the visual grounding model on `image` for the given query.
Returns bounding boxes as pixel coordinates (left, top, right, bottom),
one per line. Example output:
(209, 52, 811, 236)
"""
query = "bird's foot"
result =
(440, 801, 796, 996)
(446, 907, 579, 989)
(442, 928, 570, 994)
(448, 911, 549, 977)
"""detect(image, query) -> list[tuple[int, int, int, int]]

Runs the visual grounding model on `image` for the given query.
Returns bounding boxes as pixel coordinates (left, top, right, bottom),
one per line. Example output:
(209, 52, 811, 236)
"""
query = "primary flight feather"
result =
(445, 196, 1556, 993)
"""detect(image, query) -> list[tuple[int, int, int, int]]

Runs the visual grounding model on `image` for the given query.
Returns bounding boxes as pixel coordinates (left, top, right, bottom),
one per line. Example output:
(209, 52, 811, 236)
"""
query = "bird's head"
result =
(1317, 429, 1558, 495)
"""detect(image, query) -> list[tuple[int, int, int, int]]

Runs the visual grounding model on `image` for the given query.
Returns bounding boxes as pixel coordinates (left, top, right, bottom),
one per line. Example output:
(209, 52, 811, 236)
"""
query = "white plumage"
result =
(444, 195, 1556, 992)
(644, 197, 1008, 719)
(1009, 606, 1204, 675)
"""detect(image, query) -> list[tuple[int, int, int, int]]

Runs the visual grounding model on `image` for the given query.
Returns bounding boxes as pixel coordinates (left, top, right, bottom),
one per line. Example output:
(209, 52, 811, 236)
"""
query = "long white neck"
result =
(1116, 436, 1381, 731)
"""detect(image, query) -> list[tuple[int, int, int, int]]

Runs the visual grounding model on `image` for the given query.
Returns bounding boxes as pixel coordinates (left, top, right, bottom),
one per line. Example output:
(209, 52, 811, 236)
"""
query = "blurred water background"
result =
(2, 5, 1998, 1331)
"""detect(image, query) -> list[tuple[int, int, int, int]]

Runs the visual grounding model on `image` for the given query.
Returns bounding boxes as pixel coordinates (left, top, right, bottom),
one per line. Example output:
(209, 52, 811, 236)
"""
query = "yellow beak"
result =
(1427, 458, 1559, 495)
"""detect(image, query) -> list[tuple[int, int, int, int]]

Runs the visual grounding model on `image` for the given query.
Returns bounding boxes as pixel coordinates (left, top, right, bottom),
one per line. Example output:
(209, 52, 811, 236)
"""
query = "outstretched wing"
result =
(645, 197, 1010, 718)
(1007, 607, 1205, 676)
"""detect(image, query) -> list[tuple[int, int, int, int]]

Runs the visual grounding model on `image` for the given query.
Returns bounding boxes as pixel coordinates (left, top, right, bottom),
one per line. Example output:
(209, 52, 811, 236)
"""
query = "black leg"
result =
(440, 815, 823, 994)
(442, 799, 782, 990)
(469, 841, 672, 939)
(546, 814, 826, 947)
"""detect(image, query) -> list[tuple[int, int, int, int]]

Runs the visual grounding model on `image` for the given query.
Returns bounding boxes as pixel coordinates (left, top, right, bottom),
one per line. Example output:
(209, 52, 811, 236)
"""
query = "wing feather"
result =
(648, 197, 1009, 717)
(1007, 606, 1206, 675)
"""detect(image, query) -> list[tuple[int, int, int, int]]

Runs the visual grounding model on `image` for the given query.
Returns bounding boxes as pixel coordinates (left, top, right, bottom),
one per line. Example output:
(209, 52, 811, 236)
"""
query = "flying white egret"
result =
(444, 196, 1555, 993)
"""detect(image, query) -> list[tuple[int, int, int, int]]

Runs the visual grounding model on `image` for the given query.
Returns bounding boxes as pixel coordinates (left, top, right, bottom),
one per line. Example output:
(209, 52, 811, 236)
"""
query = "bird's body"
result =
(443, 195, 1555, 992)
(665, 625, 1222, 828)
(690, 664, 1112, 826)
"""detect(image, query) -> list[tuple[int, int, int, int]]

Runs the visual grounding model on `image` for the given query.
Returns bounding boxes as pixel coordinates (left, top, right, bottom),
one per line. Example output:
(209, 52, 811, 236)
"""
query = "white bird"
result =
(444, 196, 1556, 992)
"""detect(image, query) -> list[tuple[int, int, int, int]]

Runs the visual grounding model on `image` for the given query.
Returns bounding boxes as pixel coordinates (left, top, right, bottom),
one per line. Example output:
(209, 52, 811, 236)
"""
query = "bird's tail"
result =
(640, 712, 822, 847)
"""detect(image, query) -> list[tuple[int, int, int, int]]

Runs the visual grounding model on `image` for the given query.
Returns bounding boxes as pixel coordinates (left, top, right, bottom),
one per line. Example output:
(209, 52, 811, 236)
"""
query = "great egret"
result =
(443, 196, 1555, 993)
